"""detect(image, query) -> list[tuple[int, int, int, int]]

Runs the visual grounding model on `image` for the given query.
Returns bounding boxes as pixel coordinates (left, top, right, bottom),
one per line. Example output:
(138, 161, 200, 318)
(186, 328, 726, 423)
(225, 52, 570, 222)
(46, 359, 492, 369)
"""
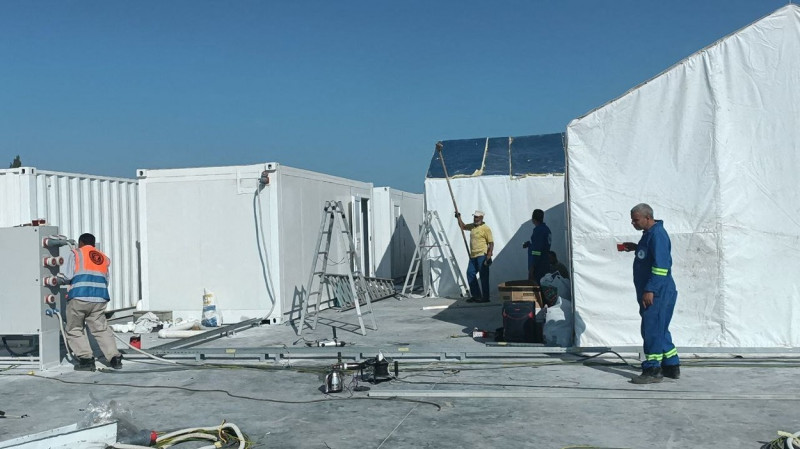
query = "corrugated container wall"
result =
(0, 167, 140, 311)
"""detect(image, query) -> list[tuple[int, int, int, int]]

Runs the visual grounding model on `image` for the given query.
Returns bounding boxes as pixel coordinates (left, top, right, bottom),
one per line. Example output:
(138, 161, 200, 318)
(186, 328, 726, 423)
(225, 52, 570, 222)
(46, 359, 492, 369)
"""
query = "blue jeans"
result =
(466, 255, 490, 300)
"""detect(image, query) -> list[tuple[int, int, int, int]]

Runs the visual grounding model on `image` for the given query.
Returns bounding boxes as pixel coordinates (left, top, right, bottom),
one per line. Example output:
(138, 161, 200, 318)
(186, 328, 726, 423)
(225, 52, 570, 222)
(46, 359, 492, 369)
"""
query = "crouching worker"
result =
(60, 233, 123, 371)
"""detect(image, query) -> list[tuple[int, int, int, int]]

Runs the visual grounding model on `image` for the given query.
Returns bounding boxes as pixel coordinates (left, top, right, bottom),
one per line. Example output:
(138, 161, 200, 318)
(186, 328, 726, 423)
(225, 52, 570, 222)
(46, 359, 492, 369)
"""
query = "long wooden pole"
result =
(436, 142, 470, 255)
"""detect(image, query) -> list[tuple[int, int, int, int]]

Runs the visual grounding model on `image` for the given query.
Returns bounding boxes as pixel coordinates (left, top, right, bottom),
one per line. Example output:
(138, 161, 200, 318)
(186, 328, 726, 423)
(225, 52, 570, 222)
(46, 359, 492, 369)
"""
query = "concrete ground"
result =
(2, 295, 799, 448)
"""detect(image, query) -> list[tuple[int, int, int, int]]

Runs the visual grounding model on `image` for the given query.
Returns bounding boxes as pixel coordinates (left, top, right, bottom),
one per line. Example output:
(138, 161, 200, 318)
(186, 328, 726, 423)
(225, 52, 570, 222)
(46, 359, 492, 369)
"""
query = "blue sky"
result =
(0, 1, 790, 192)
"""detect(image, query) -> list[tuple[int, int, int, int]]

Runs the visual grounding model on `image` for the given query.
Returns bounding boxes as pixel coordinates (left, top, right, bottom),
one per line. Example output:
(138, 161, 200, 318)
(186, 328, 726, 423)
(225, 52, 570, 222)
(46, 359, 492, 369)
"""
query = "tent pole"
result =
(436, 142, 471, 256)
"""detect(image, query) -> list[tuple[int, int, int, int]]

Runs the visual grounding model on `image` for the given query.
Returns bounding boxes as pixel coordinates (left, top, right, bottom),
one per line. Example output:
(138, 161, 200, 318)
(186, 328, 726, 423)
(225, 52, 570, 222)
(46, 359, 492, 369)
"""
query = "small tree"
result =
(9, 155, 22, 168)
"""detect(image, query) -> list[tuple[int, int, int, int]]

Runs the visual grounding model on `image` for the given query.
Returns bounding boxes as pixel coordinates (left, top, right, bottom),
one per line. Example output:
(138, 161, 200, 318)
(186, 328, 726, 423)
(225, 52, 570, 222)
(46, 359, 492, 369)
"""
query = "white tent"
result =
(567, 5, 800, 347)
(424, 134, 567, 299)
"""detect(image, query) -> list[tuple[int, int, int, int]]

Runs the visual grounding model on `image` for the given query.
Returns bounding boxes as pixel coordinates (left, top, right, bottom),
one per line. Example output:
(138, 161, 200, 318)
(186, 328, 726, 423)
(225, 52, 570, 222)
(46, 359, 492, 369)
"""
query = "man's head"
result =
(548, 250, 558, 265)
(78, 233, 96, 248)
(532, 209, 544, 225)
(473, 210, 484, 224)
(630, 203, 655, 231)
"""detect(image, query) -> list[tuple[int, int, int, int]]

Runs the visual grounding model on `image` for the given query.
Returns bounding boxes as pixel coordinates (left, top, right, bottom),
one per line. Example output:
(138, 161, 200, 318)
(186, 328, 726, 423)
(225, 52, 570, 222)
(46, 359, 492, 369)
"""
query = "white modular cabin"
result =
(138, 163, 383, 324)
(566, 5, 800, 348)
(371, 187, 424, 280)
(0, 167, 139, 311)
(423, 134, 567, 299)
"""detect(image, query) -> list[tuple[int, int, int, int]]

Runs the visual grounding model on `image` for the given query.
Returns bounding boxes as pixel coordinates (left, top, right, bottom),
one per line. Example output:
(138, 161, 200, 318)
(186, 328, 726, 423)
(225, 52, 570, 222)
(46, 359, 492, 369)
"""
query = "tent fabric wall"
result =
(566, 5, 800, 347)
(424, 175, 566, 299)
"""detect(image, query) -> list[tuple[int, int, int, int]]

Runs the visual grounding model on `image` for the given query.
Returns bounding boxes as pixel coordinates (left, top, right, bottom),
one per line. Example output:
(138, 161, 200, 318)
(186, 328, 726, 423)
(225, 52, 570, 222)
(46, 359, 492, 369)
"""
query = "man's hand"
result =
(454, 212, 461, 219)
(622, 242, 637, 252)
(642, 291, 654, 308)
(522, 241, 529, 248)
(484, 256, 493, 267)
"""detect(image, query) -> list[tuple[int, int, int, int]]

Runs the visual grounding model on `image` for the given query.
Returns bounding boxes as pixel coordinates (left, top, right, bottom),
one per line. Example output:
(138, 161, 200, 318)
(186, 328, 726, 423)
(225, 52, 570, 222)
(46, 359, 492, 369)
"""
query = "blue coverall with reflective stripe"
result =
(633, 220, 680, 369)
(528, 222, 551, 284)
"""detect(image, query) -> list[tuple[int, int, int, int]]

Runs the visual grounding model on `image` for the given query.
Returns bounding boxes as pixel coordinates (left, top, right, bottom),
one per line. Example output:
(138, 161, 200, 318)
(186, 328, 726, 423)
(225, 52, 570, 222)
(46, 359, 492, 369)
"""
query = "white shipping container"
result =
(372, 187, 423, 280)
(138, 163, 377, 324)
(0, 167, 140, 311)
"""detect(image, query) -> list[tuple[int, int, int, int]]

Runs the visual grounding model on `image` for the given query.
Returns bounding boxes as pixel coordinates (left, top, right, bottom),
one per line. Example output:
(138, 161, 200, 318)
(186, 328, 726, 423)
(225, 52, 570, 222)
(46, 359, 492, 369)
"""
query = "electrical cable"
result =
(0, 372, 442, 410)
(1, 336, 38, 357)
(112, 333, 179, 365)
(51, 311, 74, 362)
(376, 366, 446, 449)
(254, 184, 277, 321)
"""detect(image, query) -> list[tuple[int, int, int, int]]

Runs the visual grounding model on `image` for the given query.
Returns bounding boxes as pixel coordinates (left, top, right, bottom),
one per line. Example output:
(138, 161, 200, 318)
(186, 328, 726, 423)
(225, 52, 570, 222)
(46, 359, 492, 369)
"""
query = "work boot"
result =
(74, 357, 96, 372)
(632, 367, 663, 384)
(662, 365, 680, 379)
(109, 355, 123, 370)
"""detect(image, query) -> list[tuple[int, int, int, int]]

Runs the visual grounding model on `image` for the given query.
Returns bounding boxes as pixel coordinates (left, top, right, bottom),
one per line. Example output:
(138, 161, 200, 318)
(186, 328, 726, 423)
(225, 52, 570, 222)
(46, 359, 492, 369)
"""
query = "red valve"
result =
(42, 257, 64, 267)
(42, 277, 59, 287)
(44, 295, 56, 304)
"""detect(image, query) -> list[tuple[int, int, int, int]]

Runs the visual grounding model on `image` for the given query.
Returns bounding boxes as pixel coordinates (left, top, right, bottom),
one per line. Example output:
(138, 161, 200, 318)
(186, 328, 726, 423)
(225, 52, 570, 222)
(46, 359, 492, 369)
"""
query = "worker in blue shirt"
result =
(523, 209, 551, 284)
(621, 203, 680, 384)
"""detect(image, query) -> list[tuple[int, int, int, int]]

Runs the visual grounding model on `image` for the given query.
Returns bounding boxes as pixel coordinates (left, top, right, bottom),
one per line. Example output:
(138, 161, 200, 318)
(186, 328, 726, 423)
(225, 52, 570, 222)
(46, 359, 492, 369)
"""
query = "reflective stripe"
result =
(646, 353, 664, 361)
(69, 286, 110, 300)
(664, 348, 678, 359)
(531, 251, 542, 256)
(72, 274, 108, 284)
(651, 267, 669, 276)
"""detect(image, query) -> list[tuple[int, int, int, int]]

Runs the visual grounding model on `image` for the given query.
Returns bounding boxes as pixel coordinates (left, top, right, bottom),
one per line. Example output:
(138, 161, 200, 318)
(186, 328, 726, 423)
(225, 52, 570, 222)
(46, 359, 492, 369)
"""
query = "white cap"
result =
(473, 210, 485, 217)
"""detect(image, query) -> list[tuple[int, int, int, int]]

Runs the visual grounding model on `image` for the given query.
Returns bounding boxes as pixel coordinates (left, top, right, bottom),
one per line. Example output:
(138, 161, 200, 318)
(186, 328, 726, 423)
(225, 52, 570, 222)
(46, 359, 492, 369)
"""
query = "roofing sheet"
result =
(426, 133, 565, 178)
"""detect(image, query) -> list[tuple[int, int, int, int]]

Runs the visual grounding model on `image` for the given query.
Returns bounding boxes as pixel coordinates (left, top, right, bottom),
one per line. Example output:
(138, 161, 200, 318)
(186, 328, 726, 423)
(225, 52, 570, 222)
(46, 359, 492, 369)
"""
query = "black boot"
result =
(662, 365, 680, 379)
(632, 366, 663, 384)
(74, 357, 96, 372)
(109, 355, 123, 370)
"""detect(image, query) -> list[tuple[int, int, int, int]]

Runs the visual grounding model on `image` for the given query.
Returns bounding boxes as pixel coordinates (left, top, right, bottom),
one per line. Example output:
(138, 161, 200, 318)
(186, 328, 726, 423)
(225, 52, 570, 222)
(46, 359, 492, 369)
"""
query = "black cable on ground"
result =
(0, 372, 441, 411)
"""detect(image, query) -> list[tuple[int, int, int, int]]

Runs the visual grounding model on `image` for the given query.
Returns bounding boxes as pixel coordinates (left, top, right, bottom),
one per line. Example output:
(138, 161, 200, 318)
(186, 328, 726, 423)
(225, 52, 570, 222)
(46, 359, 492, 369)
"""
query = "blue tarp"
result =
(426, 133, 565, 178)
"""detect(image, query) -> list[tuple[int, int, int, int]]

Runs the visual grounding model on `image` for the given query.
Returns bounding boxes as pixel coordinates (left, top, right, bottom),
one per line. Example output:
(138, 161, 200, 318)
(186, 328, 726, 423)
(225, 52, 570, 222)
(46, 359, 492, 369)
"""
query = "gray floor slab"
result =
(2, 296, 799, 448)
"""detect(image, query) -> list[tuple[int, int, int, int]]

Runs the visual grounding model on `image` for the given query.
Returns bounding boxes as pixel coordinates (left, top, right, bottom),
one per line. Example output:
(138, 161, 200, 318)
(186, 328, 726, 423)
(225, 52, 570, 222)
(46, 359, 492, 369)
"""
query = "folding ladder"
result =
(297, 200, 377, 336)
(401, 210, 469, 298)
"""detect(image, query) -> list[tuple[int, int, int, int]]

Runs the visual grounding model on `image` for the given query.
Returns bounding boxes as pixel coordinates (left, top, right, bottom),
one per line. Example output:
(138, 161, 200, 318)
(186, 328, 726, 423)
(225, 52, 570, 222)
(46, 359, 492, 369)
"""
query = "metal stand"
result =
(297, 201, 377, 336)
(401, 210, 469, 298)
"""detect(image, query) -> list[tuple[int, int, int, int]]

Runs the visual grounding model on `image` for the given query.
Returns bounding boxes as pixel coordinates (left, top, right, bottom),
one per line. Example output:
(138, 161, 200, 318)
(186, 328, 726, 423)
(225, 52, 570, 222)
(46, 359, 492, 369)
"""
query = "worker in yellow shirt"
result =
(456, 210, 494, 303)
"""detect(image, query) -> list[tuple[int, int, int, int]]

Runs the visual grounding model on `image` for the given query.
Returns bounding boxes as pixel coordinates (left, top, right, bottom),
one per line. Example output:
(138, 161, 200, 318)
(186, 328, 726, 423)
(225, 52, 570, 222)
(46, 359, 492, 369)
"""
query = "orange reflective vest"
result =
(69, 245, 111, 302)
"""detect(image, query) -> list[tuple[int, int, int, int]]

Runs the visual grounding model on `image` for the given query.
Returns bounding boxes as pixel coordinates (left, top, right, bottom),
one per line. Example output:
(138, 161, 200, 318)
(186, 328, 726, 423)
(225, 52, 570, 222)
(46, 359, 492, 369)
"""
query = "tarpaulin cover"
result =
(427, 133, 565, 178)
(423, 133, 567, 299)
(566, 5, 800, 348)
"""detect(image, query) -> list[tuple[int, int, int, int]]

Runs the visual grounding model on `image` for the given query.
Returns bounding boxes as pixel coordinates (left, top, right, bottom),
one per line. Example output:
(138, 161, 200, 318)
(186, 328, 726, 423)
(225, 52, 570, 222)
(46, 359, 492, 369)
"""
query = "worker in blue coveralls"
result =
(522, 209, 551, 284)
(621, 203, 680, 384)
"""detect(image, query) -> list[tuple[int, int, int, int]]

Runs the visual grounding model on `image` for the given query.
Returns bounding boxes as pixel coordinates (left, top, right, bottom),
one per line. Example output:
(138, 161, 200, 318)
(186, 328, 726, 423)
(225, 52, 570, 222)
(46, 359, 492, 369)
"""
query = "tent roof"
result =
(426, 133, 565, 179)
(569, 4, 800, 127)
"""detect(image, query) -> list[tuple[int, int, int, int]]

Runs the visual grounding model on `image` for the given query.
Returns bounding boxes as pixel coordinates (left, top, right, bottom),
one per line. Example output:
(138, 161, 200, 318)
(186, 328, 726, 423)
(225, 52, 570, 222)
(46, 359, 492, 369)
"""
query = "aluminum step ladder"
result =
(297, 200, 377, 336)
(402, 210, 469, 298)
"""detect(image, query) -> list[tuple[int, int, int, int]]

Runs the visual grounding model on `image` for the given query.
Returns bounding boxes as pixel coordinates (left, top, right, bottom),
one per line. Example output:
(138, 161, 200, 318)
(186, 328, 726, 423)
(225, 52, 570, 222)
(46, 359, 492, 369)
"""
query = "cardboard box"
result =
(498, 280, 543, 309)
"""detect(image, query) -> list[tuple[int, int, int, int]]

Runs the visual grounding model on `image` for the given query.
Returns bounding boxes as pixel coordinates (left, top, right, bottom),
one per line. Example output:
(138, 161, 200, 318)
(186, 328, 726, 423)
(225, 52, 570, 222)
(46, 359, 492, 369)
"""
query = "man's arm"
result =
(455, 212, 467, 230)
(60, 250, 76, 282)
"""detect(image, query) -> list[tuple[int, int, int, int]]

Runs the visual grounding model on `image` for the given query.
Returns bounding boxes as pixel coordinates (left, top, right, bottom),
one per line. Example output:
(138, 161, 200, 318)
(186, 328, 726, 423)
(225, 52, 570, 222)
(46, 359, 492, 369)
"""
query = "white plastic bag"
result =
(540, 272, 571, 301)
(201, 289, 220, 327)
(544, 297, 573, 347)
